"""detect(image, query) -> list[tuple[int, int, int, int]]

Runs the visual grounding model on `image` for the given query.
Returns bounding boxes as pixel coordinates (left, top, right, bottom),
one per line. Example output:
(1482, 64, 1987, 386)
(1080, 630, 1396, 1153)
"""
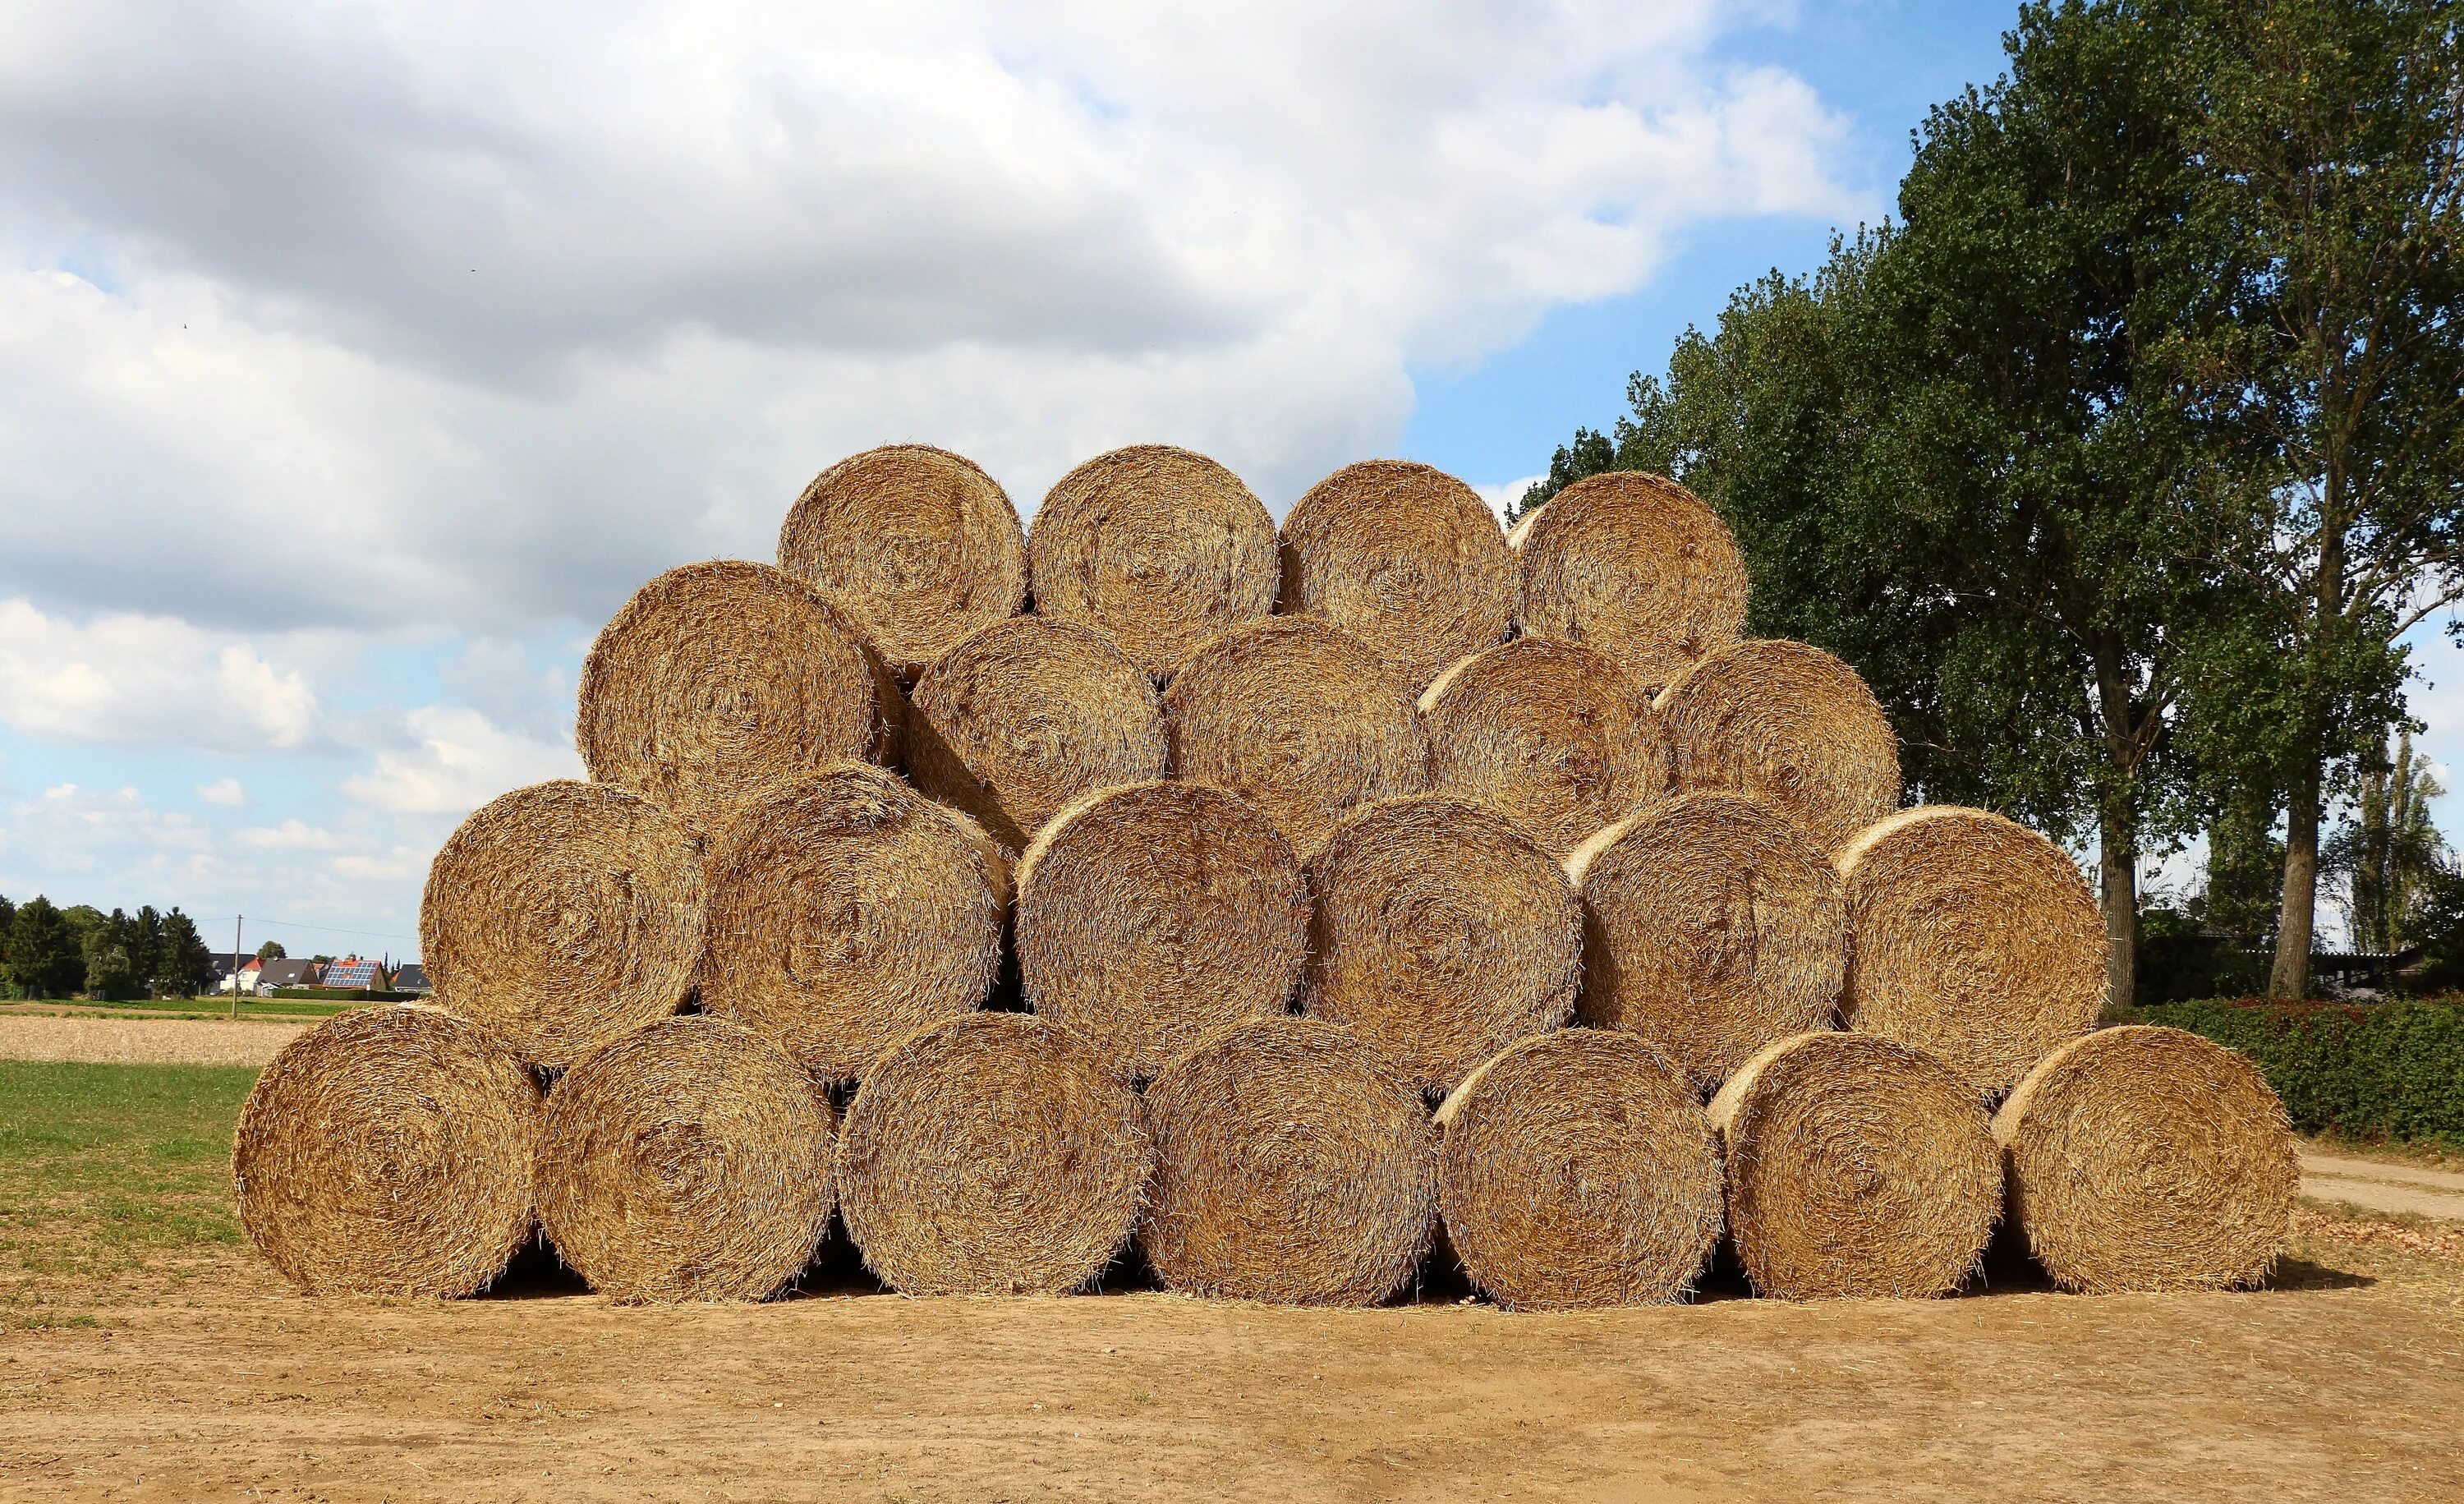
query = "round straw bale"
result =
(835, 1012, 1151, 1296)
(697, 763, 1007, 1082)
(1419, 637, 1668, 856)
(420, 780, 704, 1070)
(1510, 471, 1748, 690)
(1566, 793, 1846, 1092)
(1026, 444, 1278, 679)
(1015, 780, 1307, 1079)
(1993, 1026, 2296, 1293)
(1654, 638, 1901, 853)
(1162, 617, 1431, 861)
(535, 1016, 835, 1302)
(1706, 1031, 2000, 1299)
(905, 616, 1166, 853)
(233, 1005, 539, 1298)
(1836, 805, 2105, 1101)
(1278, 460, 1513, 690)
(777, 444, 1028, 678)
(577, 560, 900, 837)
(1141, 1016, 1438, 1305)
(1433, 1030, 1723, 1309)
(1299, 796, 1580, 1097)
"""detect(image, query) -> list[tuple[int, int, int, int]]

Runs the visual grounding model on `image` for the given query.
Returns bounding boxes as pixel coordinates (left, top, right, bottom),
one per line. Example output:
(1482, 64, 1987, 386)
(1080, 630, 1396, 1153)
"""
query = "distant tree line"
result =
(0, 892, 221, 1000)
(1519, 0, 2463, 1000)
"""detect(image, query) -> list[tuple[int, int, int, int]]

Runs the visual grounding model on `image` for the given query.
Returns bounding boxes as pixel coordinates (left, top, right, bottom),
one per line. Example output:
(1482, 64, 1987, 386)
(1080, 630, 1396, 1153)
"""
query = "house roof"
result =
(390, 963, 431, 990)
(324, 958, 380, 988)
(257, 959, 320, 987)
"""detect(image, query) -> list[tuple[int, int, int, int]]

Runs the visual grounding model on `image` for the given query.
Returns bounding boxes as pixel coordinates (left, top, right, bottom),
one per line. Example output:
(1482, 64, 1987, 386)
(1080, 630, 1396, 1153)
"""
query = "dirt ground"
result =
(3, 1231, 2462, 1504)
(0, 1015, 309, 1067)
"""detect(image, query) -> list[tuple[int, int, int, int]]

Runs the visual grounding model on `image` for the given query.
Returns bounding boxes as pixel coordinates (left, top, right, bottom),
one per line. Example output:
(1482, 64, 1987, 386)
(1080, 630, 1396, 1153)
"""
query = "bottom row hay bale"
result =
(234, 1005, 540, 1298)
(535, 1016, 837, 1303)
(1434, 1030, 1723, 1309)
(1141, 1016, 1437, 1306)
(1995, 1025, 2298, 1293)
(1708, 1031, 2000, 1299)
(835, 1012, 1151, 1296)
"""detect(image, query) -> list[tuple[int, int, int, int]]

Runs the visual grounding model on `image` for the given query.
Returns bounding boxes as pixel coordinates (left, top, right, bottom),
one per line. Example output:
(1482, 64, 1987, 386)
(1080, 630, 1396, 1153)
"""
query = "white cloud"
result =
(1474, 475, 1547, 523)
(195, 777, 246, 806)
(341, 706, 582, 816)
(235, 819, 342, 851)
(0, 598, 324, 751)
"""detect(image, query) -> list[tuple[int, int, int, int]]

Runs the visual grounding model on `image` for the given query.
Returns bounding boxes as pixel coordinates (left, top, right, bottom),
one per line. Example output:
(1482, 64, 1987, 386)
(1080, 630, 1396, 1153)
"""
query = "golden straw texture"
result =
(1419, 637, 1669, 856)
(233, 1006, 539, 1298)
(1141, 1016, 1438, 1306)
(577, 560, 900, 837)
(1655, 638, 1901, 853)
(835, 1013, 1152, 1296)
(1566, 793, 1846, 1092)
(777, 444, 1028, 677)
(1014, 781, 1307, 1079)
(1027, 444, 1278, 679)
(1162, 617, 1431, 861)
(1994, 1026, 2297, 1293)
(905, 616, 1166, 853)
(1433, 1030, 1723, 1309)
(1836, 805, 2106, 1101)
(535, 1016, 837, 1303)
(420, 780, 704, 1070)
(696, 763, 1008, 1082)
(1299, 795, 1580, 1097)
(1278, 459, 1513, 690)
(1510, 471, 1748, 690)
(1707, 1032, 2001, 1299)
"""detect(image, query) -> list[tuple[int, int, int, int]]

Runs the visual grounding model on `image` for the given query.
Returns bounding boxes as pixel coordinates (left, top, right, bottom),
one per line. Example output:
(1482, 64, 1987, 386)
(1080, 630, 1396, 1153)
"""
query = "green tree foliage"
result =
(255, 940, 287, 961)
(5, 896, 85, 1000)
(2326, 729, 2449, 951)
(157, 909, 215, 996)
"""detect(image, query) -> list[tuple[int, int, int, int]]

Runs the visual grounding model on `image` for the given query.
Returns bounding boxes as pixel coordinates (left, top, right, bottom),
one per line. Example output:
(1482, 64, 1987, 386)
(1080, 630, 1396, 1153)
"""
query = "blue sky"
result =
(1, 1, 2446, 954)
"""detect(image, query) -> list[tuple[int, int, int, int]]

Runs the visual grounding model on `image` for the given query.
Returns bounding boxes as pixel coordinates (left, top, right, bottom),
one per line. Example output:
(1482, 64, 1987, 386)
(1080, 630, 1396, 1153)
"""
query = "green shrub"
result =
(2116, 996, 2464, 1144)
(264, 987, 415, 1003)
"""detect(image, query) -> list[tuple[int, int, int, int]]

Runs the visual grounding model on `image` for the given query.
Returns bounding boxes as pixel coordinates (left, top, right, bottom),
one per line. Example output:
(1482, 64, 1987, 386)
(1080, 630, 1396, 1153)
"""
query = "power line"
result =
(186, 915, 419, 943)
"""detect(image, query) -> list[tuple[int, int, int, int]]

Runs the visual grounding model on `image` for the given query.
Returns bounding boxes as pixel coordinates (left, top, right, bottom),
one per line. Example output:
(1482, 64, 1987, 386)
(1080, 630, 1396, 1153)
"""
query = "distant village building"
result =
(255, 959, 321, 993)
(322, 956, 382, 990)
(389, 962, 432, 996)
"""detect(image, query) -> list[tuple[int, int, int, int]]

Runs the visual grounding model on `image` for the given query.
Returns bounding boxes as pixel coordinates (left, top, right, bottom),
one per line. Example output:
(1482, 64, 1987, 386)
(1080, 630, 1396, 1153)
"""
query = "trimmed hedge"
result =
(266, 987, 419, 1003)
(2119, 997, 2464, 1145)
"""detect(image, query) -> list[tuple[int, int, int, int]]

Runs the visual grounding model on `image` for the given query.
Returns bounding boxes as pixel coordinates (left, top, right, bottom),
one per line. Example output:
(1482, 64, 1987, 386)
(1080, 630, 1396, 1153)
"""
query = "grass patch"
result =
(0, 996, 361, 1020)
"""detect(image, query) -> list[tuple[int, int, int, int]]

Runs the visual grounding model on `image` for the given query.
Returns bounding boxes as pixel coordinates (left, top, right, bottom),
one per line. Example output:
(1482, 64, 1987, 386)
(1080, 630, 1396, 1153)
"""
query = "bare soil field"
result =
(0, 1015, 309, 1067)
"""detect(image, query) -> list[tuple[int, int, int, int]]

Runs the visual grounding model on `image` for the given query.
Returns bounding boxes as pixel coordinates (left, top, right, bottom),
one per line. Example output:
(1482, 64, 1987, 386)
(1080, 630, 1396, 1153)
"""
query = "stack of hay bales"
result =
(235, 445, 2297, 1309)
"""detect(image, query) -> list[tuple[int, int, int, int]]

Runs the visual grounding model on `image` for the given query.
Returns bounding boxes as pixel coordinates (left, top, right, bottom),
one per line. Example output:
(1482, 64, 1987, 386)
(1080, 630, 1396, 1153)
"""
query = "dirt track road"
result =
(2300, 1156, 2464, 1221)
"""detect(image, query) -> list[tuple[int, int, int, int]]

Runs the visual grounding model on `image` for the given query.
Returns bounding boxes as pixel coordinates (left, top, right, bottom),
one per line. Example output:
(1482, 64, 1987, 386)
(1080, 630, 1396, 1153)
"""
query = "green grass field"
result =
(2, 995, 361, 1019)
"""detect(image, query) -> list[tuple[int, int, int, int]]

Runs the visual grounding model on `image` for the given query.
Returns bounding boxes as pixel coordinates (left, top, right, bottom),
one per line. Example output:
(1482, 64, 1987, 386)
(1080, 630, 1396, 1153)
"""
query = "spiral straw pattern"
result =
(1141, 1016, 1439, 1306)
(419, 780, 705, 1069)
(1566, 793, 1846, 1092)
(1707, 1031, 2001, 1299)
(1994, 1026, 2296, 1293)
(1655, 638, 1901, 854)
(1510, 471, 1749, 691)
(1299, 796, 1580, 1097)
(904, 616, 1167, 853)
(696, 763, 1008, 1082)
(1277, 459, 1514, 690)
(1027, 444, 1278, 679)
(234, 1006, 540, 1298)
(1419, 637, 1669, 857)
(835, 1013, 1152, 1296)
(1836, 805, 2106, 1101)
(1434, 1030, 1723, 1309)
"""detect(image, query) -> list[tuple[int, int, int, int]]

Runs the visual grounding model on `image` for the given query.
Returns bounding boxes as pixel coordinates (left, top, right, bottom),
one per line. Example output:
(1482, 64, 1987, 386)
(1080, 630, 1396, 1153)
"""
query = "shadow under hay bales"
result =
(1095, 1239, 1165, 1296)
(478, 1236, 592, 1301)
(2264, 1258, 2374, 1292)
(785, 1212, 890, 1299)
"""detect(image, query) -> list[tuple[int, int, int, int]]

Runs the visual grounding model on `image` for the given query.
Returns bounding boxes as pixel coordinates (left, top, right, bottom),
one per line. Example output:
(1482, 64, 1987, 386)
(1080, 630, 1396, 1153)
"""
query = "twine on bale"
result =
(777, 444, 1028, 678)
(1510, 471, 1748, 691)
(1434, 1030, 1723, 1309)
(905, 616, 1166, 853)
(535, 1016, 837, 1303)
(1299, 795, 1580, 1097)
(696, 763, 1008, 1082)
(1278, 459, 1514, 691)
(1419, 637, 1669, 857)
(1141, 1016, 1438, 1306)
(1707, 1031, 2001, 1299)
(1655, 638, 1901, 854)
(233, 1006, 539, 1298)
(1015, 780, 1308, 1079)
(1836, 805, 2106, 1101)
(577, 560, 900, 838)
(1994, 1026, 2297, 1293)
(835, 1013, 1152, 1296)
(420, 780, 704, 1070)
(1566, 793, 1846, 1093)
(1027, 444, 1278, 680)
(1162, 617, 1432, 861)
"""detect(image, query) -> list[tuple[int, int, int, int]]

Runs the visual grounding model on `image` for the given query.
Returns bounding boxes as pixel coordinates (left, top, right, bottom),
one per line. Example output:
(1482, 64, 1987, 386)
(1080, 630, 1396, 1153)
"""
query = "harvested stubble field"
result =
(4, 1061, 2463, 1502)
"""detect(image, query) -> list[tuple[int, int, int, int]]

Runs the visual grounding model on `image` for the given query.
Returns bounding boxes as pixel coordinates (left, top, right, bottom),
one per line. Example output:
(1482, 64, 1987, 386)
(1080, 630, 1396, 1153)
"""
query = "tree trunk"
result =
(2089, 637, 2143, 1011)
(2269, 765, 2321, 997)
(2099, 818, 2138, 1010)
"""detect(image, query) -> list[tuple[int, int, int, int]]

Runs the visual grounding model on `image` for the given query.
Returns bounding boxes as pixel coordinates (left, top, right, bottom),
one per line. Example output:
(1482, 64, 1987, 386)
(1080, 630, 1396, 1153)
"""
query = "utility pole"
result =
(230, 915, 242, 1023)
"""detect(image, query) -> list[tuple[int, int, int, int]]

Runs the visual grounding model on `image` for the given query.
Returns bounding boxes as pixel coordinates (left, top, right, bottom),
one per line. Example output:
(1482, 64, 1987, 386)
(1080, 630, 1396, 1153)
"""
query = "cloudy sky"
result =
(2, 0, 2450, 956)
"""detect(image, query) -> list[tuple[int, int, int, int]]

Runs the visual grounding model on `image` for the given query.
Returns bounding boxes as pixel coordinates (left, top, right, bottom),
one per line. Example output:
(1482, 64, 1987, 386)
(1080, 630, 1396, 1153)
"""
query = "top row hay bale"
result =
(777, 444, 1029, 679)
(1279, 459, 1515, 691)
(1027, 444, 1279, 680)
(577, 560, 901, 839)
(1510, 471, 1749, 692)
